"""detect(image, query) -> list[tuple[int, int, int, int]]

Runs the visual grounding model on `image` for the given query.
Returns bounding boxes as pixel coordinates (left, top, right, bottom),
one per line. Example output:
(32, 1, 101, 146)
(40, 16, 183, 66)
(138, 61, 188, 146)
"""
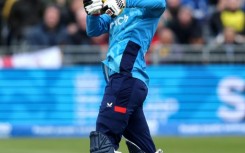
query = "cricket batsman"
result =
(83, 0, 166, 152)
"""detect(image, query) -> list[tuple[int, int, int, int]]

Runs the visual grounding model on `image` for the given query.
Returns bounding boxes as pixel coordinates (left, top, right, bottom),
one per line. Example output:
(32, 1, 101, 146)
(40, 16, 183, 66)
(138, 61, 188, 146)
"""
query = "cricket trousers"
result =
(96, 73, 156, 153)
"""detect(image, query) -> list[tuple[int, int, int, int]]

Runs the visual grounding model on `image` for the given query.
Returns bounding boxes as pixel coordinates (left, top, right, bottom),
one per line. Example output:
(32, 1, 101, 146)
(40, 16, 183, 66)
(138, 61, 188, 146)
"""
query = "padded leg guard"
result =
(126, 139, 145, 153)
(90, 131, 115, 153)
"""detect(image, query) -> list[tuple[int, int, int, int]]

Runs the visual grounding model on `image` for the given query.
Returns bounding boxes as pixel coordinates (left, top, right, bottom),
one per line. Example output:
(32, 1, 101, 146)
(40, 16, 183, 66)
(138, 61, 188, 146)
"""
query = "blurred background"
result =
(0, 0, 245, 153)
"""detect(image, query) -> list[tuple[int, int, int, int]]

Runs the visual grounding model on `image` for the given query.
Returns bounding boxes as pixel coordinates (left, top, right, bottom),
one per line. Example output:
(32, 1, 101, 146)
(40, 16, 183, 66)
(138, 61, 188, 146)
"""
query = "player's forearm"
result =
(124, 0, 166, 9)
(86, 15, 110, 37)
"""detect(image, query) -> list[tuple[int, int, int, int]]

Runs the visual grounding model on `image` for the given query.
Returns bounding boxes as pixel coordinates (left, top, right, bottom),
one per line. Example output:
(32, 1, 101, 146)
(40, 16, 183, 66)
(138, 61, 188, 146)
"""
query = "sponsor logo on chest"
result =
(110, 15, 129, 29)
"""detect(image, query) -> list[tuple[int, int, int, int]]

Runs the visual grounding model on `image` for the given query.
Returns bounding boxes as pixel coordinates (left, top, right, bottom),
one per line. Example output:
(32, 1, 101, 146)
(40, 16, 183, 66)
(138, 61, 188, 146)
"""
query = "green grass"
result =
(0, 137, 244, 153)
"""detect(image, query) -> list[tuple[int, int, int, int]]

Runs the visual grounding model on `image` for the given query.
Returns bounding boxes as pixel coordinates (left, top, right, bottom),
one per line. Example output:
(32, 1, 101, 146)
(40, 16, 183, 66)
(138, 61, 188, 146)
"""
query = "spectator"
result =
(216, 27, 245, 44)
(0, 1, 3, 45)
(167, 7, 203, 44)
(189, 29, 205, 45)
(25, 5, 69, 46)
(54, 0, 69, 26)
(68, 9, 93, 45)
(209, 0, 245, 36)
(150, 28, 183, 64)
(223, 27, 239, 44)
(181, 0, 209, 21)
(155, 28, 176, 59)
(221, 0, 245, 34)
(65, 0, 83, 25)
(209, 0, 226, 36)
(157, 28, 175, 45)
(65, 0, 84, 44)
(164, 0, 182, 25)
(0, 0, 243, 49)
(214, 27, 245, 58)
(6, 0, 45, 45)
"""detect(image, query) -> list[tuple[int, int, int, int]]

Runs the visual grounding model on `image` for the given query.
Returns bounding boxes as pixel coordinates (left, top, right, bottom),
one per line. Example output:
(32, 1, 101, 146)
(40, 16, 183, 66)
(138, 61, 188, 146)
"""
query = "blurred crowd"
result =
(156, 0, 245, 47)
(0, 0, 245, 49)
(0, 0, 108, 47)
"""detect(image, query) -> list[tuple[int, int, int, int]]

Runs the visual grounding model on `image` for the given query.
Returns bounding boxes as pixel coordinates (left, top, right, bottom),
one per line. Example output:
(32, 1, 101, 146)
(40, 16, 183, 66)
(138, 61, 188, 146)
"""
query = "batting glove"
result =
(102, 0, 125, 17)
(83, 0, 103, 15)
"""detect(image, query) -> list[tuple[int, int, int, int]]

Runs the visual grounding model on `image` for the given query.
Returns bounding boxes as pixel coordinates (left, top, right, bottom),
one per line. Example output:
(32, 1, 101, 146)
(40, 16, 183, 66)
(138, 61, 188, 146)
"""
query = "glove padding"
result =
(102, 0, 125, 17)
(84, 0, 103, 15)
